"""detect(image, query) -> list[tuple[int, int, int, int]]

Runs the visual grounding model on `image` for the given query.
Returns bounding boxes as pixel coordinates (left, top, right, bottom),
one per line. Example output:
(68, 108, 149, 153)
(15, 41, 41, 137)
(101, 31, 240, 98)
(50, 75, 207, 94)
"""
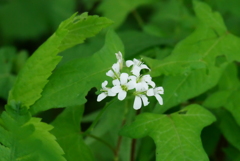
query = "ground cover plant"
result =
(1, 0, 240, 160)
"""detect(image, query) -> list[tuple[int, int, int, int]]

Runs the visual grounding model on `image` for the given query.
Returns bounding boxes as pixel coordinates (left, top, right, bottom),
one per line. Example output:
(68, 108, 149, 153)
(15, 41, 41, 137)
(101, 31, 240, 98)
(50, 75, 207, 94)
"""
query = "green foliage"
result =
(51, 105, 94, 161)
(120, 104, 216, 161)
(8, 12, 113, 109)
(1, 0, 240, 160)
(0, 101, 66, 161)
(30, 29, 123, 114)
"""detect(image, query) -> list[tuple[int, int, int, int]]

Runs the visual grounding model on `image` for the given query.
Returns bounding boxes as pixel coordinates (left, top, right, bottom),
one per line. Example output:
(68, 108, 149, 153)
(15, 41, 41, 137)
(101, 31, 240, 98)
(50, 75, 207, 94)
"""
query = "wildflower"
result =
(133, 88, 149, 110)
(106, 63, 120, 80)
(129, 74, 155, 91)
(97, 81, 116, 102)
(147, 87, 164, 105)
(111, 73, 135, 100)
(126, 59, 150, 76)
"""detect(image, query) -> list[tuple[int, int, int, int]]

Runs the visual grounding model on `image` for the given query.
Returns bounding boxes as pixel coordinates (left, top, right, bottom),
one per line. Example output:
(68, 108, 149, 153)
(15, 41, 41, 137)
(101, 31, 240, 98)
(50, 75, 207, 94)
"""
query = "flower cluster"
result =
(97, 51, 164, 110)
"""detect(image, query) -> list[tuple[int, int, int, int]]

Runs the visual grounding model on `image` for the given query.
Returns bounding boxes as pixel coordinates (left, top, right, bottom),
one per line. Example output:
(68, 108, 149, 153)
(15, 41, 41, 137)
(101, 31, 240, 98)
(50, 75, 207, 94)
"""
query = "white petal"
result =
(156, 87, 164, 94)
(111, 85, 122, 93)
(127, 80, 136, 90)
(97, 93, 107, 102)
(113, 79, 120, 86)
(142, 75, 151, 82)
(115, 51, 122, 61)
(147, 88, 154, 96)
(140, 64, 150, 70)
(133, 96, 142, 110)
(131, 66, 141, 76)
(141, 82, 149, 90)
(102, 81, 108, 89)
(112, 63, 120, 73)
(128, 75, 136, 81)
(155, 94, 163, 105)
(148, 81, 156, 88)
(126, 60, 134, 67)
(133, 58, 140, 65)
(141, 95, 149, 106)
(108, 89, 117, 96)
(118, 90, 127, 100)
(106, 70, 114, 78)
(120, 73, 129, 85)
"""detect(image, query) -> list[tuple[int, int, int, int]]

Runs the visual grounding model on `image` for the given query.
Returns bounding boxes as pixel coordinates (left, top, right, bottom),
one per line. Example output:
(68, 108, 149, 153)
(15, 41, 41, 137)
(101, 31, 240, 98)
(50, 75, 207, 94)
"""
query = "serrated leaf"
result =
(30, 29, 123, 114)
(51, 105, 94, 161)
(97, 0, 156, 28)
(0, 101, 66, 161)
(144, 1, 240, 77)
(8, 13, 113, 109)
(120, 104, 216, 161)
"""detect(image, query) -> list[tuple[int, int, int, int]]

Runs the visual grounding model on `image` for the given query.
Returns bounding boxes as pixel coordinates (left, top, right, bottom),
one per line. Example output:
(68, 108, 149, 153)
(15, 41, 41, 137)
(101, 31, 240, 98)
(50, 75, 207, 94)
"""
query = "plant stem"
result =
(85, 133, 115, 154)
(132, 9, 144, 28)
(114, 119, 126, 161)
(130, 109, 141, 161)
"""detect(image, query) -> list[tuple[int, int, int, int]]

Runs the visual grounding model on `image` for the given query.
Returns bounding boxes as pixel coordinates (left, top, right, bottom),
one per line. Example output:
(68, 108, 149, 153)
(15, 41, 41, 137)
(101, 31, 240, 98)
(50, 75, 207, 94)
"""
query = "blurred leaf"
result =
(143, 0, 196, 39)
(223, 145, 240, 161)
(31, 29, 123, 114)
(120, 104, 216, 161)
(0, 101, 66, 161)
(0, 0, 75, 42)
(118, 30, 174, 59)
(8, 13, 113, 109)
(0, 47, 16, 99)
(51, 105, 94, 161)
(97, 0, 157, 28)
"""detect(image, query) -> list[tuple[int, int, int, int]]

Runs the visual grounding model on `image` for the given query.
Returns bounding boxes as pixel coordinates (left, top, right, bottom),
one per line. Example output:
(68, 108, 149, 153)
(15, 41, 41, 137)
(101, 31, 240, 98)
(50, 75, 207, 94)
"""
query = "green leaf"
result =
(51, 105, 94, 161)
(203, 63, 240, 126)
(144, 1, 240, 77)
(0, 101, 66, 161)
(31, 29, 124, 114)
(154, 66, 223, 114)
(120, 104, 216, 161)
(216, 109, 240, 152)
(97, 0, 156, 28)
(8, 13, 113, 109)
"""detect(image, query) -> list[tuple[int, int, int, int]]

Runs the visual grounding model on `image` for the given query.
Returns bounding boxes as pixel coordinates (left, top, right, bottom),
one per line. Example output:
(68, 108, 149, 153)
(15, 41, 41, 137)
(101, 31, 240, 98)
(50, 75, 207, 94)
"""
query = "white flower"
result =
(133, 88, 149, 110)
(115, 51, 123, 69)
(106, 63, 120, 79)
(147, 87, 164, 105)
(97, 81, 116, 102)
(129, 74, 155, 91)
(111, 73, 135, 100)
(126, 59, 150, 76)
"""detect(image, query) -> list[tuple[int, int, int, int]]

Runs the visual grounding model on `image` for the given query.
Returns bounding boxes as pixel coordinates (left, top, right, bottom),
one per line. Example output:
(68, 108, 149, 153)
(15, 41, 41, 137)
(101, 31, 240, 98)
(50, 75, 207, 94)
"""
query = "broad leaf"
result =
(8, 13, 113, 109)
(31, 29, 124, 114)
(120, 104, 216, 161)
(0, 101, 66, 161)
(51, 105, 94, 161)
(145, 1, 240, 77)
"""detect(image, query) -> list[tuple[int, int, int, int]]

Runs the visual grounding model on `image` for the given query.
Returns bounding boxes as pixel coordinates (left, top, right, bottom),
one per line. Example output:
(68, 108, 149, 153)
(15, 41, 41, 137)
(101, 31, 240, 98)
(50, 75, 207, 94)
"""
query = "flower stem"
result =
(82, 98, 117, 136)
